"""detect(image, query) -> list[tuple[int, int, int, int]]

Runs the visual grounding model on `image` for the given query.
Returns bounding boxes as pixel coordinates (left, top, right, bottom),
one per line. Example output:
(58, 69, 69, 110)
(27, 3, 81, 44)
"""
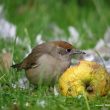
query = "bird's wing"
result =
(20, 44, 45, 69)
(21, 52, 40, 69)
(12, 43, 46, 70)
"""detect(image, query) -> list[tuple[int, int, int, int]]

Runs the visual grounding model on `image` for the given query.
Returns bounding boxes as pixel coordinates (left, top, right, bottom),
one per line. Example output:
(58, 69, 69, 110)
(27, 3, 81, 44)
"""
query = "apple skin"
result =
(59, 60, 110, 97)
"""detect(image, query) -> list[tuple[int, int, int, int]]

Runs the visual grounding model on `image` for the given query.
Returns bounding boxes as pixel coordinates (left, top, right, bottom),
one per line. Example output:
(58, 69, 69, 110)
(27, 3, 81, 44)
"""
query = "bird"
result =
(12, 41, 85, 86)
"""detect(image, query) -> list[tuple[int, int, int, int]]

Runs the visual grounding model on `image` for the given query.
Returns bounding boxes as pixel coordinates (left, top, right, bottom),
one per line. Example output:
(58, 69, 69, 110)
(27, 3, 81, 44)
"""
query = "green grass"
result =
(0, 0, 110, 110)
(0, 82, 110, 110)
(1, 0, 110, 48)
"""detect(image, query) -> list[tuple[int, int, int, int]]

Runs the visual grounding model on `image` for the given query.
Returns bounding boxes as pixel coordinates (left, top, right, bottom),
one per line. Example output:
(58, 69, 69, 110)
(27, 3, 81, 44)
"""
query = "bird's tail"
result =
(11, 63, 22, 70)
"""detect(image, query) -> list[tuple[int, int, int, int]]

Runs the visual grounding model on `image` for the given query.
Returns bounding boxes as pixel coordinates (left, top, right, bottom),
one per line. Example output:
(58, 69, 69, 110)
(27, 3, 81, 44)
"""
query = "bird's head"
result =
(45, 41, 85, 61)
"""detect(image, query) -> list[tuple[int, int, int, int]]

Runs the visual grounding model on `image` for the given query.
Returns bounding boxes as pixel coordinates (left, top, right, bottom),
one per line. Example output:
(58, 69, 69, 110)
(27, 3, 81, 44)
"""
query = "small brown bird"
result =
(12, 41, 85, 86)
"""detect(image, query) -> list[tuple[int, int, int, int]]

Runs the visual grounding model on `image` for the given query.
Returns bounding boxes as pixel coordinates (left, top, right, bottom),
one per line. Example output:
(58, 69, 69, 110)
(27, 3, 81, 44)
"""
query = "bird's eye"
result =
(66, 49, 72, 53)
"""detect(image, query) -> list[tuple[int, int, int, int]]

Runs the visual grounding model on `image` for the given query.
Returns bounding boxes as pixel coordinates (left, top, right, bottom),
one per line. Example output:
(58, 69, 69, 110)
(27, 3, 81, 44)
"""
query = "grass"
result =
(0, 84, 110, 110)
(0, 0, 110, 110)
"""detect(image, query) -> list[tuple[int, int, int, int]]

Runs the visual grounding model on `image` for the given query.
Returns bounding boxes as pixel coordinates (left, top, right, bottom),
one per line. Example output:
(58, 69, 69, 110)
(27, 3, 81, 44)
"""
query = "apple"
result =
(59, 60, 110, 97)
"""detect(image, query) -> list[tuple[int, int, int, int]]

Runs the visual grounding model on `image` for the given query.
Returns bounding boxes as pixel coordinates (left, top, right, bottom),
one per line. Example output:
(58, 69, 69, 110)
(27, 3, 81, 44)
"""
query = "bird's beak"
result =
(70, 49, 86, 55)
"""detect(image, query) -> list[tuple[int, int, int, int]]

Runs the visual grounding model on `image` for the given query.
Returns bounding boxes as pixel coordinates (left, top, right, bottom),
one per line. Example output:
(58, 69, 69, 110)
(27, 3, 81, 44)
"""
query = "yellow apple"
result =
(59, 60, 110, 97)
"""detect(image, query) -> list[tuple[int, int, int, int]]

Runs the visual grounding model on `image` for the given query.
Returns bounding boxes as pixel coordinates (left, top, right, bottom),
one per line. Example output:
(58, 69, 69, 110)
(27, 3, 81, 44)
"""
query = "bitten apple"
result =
(59, 60, 110, 97)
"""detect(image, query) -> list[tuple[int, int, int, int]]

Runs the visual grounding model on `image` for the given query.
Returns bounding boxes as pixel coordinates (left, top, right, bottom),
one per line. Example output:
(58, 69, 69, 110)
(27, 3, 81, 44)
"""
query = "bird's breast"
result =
(38, 54, 70, 73)
(26, 54, 70, 84)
